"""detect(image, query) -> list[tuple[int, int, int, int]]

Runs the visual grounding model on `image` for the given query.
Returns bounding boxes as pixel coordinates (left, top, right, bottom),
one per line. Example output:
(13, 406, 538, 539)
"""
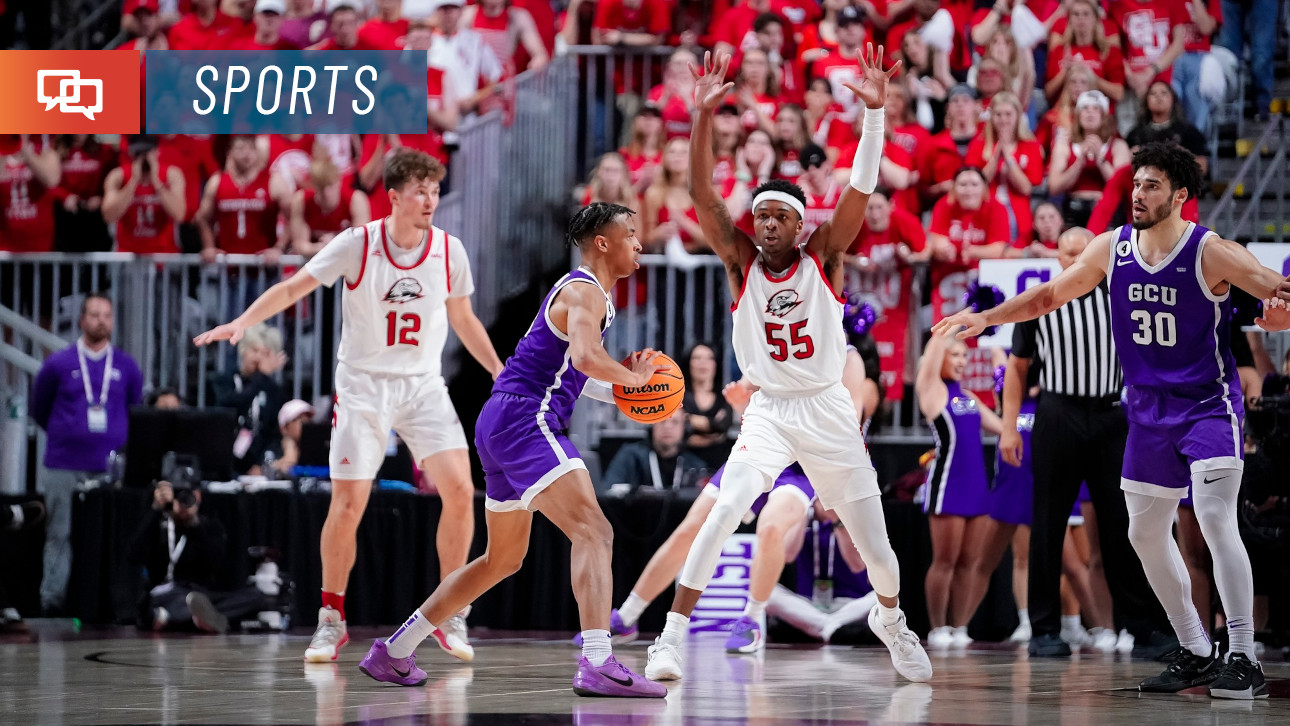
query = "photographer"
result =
(101, 134, 186, 255)
(128, 478, 266, 633)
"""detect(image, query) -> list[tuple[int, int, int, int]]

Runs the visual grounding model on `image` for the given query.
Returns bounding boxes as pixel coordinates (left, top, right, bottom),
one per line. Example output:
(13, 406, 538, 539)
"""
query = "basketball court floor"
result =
(2, 623, 1287, 725)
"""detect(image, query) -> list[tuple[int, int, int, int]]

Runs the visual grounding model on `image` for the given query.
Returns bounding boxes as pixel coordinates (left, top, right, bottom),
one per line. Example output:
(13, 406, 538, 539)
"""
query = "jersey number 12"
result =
(386, 312, 421, 346)
(765, 321, 814, 361)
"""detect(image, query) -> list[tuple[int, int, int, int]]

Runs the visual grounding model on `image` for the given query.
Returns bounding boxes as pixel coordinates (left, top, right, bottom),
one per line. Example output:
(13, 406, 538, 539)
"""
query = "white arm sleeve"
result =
(303, 226, 365, 287)
(849, 107, 886, 193)
(580, 379, 616, 403)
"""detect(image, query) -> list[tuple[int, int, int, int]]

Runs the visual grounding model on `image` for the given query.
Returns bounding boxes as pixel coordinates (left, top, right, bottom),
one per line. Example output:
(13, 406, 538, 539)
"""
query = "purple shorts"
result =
(476, 392, 586, 512)
(1121, 386, 1244, 500)
(991, 453, 1033, 527)
(705, 463, 815, 517)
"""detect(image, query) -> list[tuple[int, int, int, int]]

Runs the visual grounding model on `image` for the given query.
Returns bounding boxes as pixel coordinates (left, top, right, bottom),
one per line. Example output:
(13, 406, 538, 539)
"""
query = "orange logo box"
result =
(0, 51, 141, 134)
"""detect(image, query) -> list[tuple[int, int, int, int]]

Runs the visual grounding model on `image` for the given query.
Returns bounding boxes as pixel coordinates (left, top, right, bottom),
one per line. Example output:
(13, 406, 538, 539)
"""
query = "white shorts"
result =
(330, 362, 467, 480)
(727, 384, 878, 509)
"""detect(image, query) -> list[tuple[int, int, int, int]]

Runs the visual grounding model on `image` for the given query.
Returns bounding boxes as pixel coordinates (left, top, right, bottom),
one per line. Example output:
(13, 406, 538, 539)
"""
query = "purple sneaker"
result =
(571, 610, 640, 646)
(573, 655, 667, 698)
(724, 616, 764, 653)
(358, 639, 428, 686)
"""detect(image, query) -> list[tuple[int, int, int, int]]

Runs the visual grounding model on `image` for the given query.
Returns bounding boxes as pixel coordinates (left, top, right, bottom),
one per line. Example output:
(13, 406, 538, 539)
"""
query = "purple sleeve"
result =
(126, 357, 144, 407)
(30, 359, 58, 430)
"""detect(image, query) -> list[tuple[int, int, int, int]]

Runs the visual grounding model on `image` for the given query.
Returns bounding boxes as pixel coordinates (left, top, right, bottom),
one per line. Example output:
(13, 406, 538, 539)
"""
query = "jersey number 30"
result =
(1129, 310, 1176, 347)
(386, 312, 421, 346)
(765, 321, 814, 361)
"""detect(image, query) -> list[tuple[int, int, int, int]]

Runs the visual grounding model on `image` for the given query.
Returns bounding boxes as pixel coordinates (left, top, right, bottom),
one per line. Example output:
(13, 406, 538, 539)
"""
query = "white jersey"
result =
(732, 246, 847, 395)
(304, 218, 474, 378)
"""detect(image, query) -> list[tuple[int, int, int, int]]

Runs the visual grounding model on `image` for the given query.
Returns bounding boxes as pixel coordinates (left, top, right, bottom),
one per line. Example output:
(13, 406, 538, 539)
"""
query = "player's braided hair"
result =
(566, 202, 635, 248)
(1131, 141, 1200, 204)
(384, 148, 446, 192)
(751, 179, 807, 208)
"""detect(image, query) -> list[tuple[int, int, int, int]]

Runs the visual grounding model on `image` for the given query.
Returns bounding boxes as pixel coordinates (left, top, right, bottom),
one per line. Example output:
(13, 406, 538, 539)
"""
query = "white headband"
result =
(752, 190, 805, 219)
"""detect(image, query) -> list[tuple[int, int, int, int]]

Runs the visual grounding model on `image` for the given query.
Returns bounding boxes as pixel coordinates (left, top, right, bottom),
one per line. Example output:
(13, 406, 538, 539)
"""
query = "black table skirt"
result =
(55, 487, 1019, 636)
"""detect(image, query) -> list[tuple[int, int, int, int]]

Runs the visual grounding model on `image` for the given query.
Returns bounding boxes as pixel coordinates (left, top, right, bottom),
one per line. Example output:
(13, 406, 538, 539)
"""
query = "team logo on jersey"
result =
(765, 289, 804, 318)
(384, 277, 425, 303)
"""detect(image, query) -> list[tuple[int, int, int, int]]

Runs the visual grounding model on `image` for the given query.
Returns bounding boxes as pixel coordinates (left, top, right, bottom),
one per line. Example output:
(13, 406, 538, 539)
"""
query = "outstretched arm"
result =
(552, 282, 666, 387)
(193, 270, 321, 346)
(932, 232, 1112, 338)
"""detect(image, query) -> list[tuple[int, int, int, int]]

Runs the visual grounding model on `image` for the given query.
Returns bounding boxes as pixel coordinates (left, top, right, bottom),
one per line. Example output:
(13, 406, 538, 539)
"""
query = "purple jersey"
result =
(1107, 223, 1240, 404)
(924, 379, 990, 517)
(492, 268, 616, 429)
(794, 519, 873, 600)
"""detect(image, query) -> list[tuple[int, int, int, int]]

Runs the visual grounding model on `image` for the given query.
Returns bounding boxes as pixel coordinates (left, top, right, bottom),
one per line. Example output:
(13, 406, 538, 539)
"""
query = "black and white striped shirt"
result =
(1012, 282, 1123, 398)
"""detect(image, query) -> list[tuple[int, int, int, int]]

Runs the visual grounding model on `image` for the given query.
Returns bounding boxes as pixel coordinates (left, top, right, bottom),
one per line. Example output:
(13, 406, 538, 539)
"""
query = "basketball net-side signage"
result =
(146, 51, 428, 134)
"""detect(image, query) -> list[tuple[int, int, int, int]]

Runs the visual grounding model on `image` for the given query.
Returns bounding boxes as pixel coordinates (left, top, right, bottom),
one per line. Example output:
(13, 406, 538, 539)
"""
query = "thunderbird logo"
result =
(766, 289, 803, 318)
(384, 277, 424, 303)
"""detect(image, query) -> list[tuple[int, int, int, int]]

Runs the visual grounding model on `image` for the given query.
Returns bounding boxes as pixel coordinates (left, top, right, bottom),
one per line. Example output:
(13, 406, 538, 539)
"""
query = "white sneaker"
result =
(950, 626, 973, 648)
(645, 638, 684, 681)
(926, 625, 955, 649)
(304, 606, 348, 662)
(868, 607, 933, 682)
(1061, 623, 1092, 649)
(433, 606, 475, 662)
(1115, 629, 1135, 653)
(1088, 627, 1117, 653)
(1008, 620, 1032, 643)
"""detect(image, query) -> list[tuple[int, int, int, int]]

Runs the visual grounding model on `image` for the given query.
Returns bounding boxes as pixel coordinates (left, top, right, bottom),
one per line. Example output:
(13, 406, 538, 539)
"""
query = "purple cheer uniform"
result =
(990, 397, 1036, 526)
(705, 462, 815, 517)
(924, 379, 990, 517)
(476, 268, 615, 512)
(1107, 223, 1244, 499)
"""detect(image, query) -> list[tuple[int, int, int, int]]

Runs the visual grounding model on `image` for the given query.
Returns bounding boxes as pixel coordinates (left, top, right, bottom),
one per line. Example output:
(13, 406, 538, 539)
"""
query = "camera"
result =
(160, 451, 200, 507)
(126, 134, 159, 176)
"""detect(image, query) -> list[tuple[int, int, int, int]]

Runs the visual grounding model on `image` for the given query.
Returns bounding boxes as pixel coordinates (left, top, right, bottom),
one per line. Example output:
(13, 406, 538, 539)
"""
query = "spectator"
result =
(600, 411, 709, 492)
(642, 138, 705, 253)
(732, 48, 782, 135)
(1010, 199, 1064, 257)
(279, 0, 330, 48)
(804, 77, 850, 152)
(129, 479, 270, 633)
(290, 154, 370, 258)
(264, 399, 314, 477)
(223, 0, 259, 46)
(0, 502, 45, 632)
(257, 134, 315, 194)
(429, 0, 505, 117)
(0, 134, 60, 253)
(898, 25, 955, 132)
(1218, 0, 1275, 120)
(833, 119, 916, 216)
(927, 166, 1011, 322)
(1047, 90, 1130, 227)
(1125, 81, 1209, 172)
(680, 342, 734, 468)
(591, 0, 670, 47)
(1044, 0, 1125, 106)
(158, 134, 220, 254)
(195, 135, 290, 263)
(52, 135, 116, 253)
(307, 0, 369, 50)
(121, 0, 171, 50)
(799, 144, 840, 239)
(966, 92, 1045, 244)
(1035, 59, 1095, 153)
(1048, 0, 1122, 50)
(923, 85, 980, 201)
(712, 104, 746, 190)
(731, 128, 778, 213)
(168, 0, 239, 49)
(772, 105, 811, 183)
(647, 49, 699, 140)
(751, 13, 804, 103)
(102, 135, 187, 255)
(358, 130, 449, 220)
(975, 28, 1036, 112)
(405, 18, 461, 162)
(619, 106, 665, 195)
(31, 293, 144, 614)
(1170, 0, 1221, 134)
(1106, 0, 1187, 100)
(579, 152, 640, 210)
(210, 323, 286, 476)
(812, 6, 868, 123)
(464, 0, 551, 73)
(972, 56, 1011, 112)
(146, 387, 184, 409)
(798, 0, 851, 65)
(712, 0, 785, 56)
(887, 0, 968, 77)
(357, 0, 408, 49)
(226, 0, 300, 50)
(881, 82, 930, 215)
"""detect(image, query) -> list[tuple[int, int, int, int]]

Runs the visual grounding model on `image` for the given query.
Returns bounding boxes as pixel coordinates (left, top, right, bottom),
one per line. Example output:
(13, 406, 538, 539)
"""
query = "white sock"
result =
(618, 592, 648, 627)
(580, 629, 612, 666)
(1017, 607, 1028, 623)
(660, 611, 689, 646)
(1168, 610, 1213, 657)
(952, 625, 969, 638)
(743, 598, 767, 620)
(1226, 616, 1255, 659)
(385, 610, 436, 659)
(1061, 614, 1081, 631)
(876, 602, 901, 626)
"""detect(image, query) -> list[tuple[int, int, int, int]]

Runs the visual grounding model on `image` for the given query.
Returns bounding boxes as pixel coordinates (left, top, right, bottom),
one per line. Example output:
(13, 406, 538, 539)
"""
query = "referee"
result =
(1002, 227, 1171, 657)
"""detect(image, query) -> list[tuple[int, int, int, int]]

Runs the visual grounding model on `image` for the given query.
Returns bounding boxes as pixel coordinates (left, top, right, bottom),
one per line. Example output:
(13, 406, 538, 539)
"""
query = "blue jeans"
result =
(1218, 0, 1277, 115)
(1172, 51, 1212, 135)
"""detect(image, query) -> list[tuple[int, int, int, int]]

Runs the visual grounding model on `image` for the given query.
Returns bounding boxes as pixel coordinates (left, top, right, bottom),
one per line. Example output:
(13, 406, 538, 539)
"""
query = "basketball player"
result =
(596, 345, 876, 654)
(355, 202, 666, 697)
(644, 47, 932, 684)
(935, 142, 1280, 699)
(194, 149, 504, 664)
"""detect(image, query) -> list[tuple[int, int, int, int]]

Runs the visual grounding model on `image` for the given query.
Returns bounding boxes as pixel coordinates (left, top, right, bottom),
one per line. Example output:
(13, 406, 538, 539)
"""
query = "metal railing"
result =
(1207, 116, 1287, 241)
(565, 45, 677, 175)
(52, 0, 123, 50)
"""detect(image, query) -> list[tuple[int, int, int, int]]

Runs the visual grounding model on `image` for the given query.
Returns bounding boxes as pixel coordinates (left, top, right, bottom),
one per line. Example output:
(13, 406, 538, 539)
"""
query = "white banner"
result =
(1246, 243, 1290, 277)
(690, 534, 757, 633)
(975, 259, 1064, 347)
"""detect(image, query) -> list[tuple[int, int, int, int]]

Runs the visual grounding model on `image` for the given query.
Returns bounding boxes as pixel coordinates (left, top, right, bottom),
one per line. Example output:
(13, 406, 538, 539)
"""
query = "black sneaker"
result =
(1028, 633, 1071, 657)
(1138, 644, 1222, 693)
(1132, 631, 1181, 661)
(1208, 653, 1269, 700)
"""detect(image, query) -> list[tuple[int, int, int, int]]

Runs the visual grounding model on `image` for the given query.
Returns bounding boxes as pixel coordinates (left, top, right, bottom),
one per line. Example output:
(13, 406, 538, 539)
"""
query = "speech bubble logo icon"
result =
(36, 69, 104, 120)
(37, 69, 80, 111)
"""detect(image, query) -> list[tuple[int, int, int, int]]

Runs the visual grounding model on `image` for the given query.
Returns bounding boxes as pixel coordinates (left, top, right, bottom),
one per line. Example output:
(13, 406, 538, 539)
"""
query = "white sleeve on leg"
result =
(678, 462, 769, 591)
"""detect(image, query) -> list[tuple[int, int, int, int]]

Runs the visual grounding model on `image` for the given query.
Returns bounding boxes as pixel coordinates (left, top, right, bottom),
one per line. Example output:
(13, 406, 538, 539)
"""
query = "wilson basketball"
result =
(613, 353, 686, 424)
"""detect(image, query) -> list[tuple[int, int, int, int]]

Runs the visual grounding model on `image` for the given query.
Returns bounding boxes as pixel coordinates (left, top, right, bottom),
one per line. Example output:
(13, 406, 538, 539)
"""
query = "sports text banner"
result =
(145, 51, 428, 134)
(0, 51, 141, 133)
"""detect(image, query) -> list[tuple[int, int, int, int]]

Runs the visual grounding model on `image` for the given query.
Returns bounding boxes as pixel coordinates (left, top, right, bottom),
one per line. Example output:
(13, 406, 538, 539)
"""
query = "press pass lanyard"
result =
(165, 517, 187, 583)
(647, 452, 682, 490)
(77, 341, 112, 431)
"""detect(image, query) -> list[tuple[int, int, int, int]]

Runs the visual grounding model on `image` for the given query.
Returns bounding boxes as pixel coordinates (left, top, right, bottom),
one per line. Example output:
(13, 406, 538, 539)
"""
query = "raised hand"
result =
(1256, 296, 1290, 332)
(842, 43, 902, 110)
(930, 310, 989, 340)
(193, 320, 248, 347)
(689, 50, 736, 112)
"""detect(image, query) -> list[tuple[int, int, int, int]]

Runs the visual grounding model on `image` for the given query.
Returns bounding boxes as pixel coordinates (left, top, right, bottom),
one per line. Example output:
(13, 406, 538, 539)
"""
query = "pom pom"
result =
(962, 280, 1006, 336)
(993, 365, 1007, 396)
(843, 292, 878, 337)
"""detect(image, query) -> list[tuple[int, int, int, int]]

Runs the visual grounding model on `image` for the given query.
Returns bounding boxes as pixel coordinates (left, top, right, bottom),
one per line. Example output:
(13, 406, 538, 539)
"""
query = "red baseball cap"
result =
(125, 0, 161, 14)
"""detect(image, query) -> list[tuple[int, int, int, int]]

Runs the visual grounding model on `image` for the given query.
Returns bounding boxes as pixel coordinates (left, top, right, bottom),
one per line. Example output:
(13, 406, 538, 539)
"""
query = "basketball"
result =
(613, 352, 686, 424)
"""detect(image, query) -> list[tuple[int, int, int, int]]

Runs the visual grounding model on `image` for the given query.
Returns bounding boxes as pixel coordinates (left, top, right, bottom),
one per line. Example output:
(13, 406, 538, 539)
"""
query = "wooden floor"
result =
(2, 623, 1288, 725)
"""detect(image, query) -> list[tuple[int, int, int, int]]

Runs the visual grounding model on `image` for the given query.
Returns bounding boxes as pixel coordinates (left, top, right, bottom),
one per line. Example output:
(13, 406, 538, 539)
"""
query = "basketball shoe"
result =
(868, 607, 933, 682)
(926, 626, 954, 649)
(645, 638, 684, 681)
(724, 615, 765, 654)
(1208, 653, 1269, 700)
(1088, 627, 1118, 653)
(1139, 644, 1222, 693)
(572, 609, 639, 646)
(573, 655, 667, 698)
(304, 606, 348, 662)
(435, 605, 475, 662)
(358, 639, 429, 686)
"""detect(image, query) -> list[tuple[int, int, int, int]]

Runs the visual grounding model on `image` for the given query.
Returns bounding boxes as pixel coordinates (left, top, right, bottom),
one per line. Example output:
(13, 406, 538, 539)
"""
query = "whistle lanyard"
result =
(647, 451, 682, 490)
(76, 340, 112, 407)
(165, 517, 187, 583)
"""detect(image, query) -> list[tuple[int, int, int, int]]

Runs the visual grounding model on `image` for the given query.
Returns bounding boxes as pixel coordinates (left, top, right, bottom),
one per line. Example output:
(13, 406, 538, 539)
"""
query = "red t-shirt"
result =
(0, 135, 57, 253)
(964, 138, 1046, 242)
(1107, 0, 1186, 82)
(928, 195, 1010, 322)
(619, 147, 661, 190)
(1063, 138, 1119, 194)
(159, 135, 217, 223)
(647, 85, 693, 139)
(214, 168, 279, 254)
(115, 163, 178, 255)
(811, 50, 862, 120)
(733, 91, 781, 134)
(800, 179, 841, 242)
(264, 135, 314, 192)
(302, 186, 356, 239)
(54, 144, 116, 203)
(850, 205, 926, 398)
(925, 130, 975, 191)
(1045, 43, 1126, 87)
(1180, 0, 1221, 53)
(358, 17, 409, 50)
(593, 0, 670, 35)
(167, 11, 239, 49)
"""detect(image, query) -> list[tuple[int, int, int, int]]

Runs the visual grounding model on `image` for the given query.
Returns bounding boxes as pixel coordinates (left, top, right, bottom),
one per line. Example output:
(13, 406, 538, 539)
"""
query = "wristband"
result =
(848, 106, 886, 194)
